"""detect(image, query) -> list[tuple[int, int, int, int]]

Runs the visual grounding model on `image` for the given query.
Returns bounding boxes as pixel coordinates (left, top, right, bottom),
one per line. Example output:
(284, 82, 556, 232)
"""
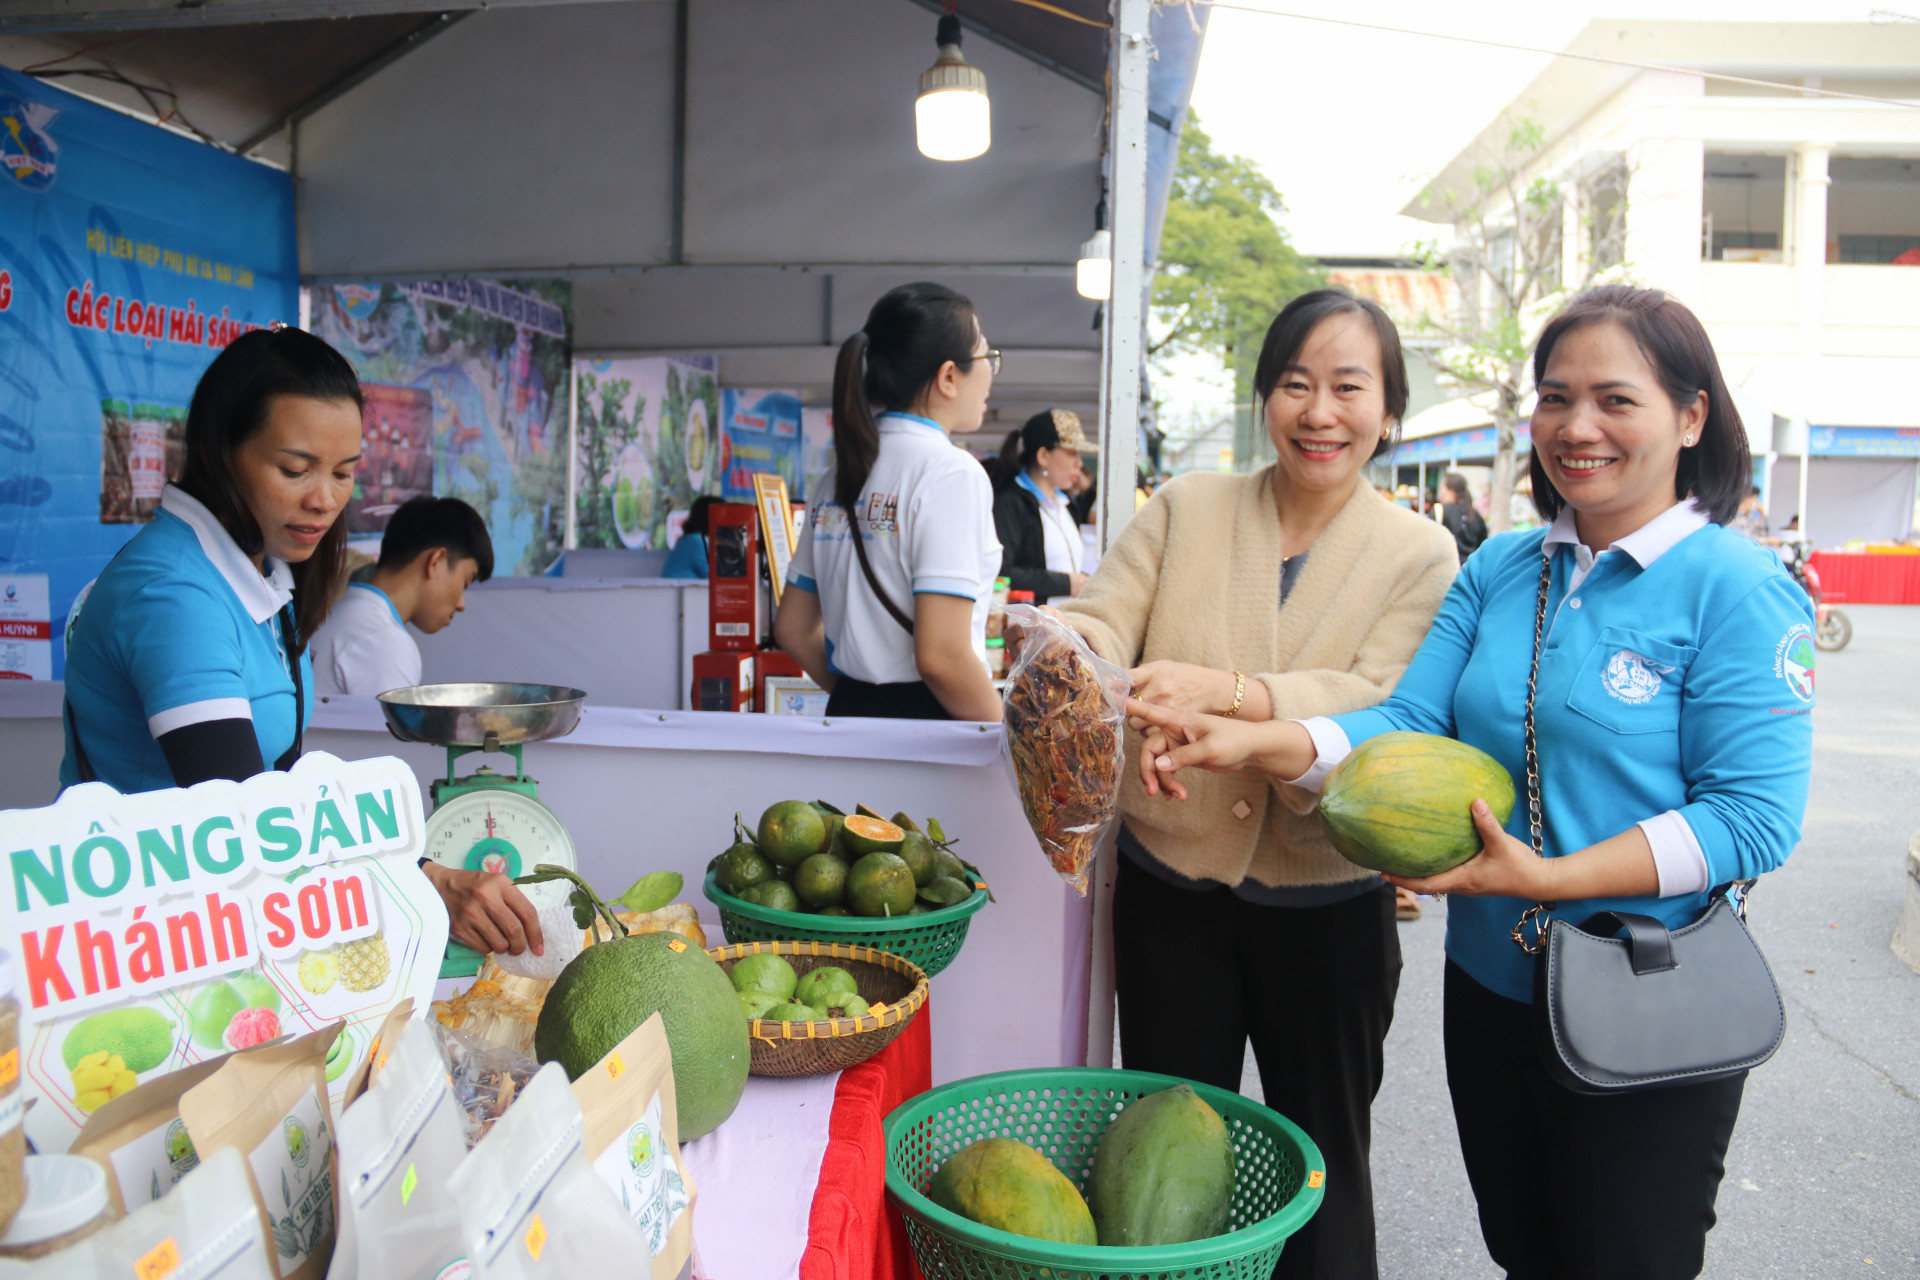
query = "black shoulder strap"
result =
(274, 604, 304, 771)
(843, 499, 915, 635)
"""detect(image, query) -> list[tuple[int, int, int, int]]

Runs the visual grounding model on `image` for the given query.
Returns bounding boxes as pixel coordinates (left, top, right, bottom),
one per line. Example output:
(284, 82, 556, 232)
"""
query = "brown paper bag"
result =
(179, 1025, 342, 1280)
(70, 1051, 234, 1216)
(338, 999, 415, 1111)
(570, 1013, 696, 1280)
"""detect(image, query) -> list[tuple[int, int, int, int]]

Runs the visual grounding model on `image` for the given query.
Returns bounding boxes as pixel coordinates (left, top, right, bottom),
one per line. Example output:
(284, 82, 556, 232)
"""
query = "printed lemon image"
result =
(71, 1051, 137, 1112)
(297, 951, 339, 995)
(334, 934, 391, 993)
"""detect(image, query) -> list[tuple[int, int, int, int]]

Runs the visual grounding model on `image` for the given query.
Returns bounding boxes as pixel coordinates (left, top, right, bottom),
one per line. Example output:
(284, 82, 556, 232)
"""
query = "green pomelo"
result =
(818, 993, 870, 1019)
(757, 801, 828, 867)
(846, 853, 917, 918)
(739, 991, 784, 1020)
(1088, 1083, 1236, 1246)
(896, 831, 937, 886)
(186, 983, 243, 1050)
(714, 842, 774, 896)
(794, 967, 858, 1007)
(930, 1137, 1096, 1245)
(1318, 731, 1516, 878)
(729, 952, 797, 999)
(62, 1006, 175, 1073)
(793, 853, 849, 908)
(841, 815, 905, 856)
(534, 932, 749, 1140)
(763, 1002, 819, 1023)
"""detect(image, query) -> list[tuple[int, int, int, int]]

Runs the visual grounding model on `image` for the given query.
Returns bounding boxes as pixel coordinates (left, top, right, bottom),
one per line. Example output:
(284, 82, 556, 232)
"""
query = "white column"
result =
(1098, 0, 1150, 552)
(1794, 143, 1831, 547)
(1084, 0, 1151, 1072)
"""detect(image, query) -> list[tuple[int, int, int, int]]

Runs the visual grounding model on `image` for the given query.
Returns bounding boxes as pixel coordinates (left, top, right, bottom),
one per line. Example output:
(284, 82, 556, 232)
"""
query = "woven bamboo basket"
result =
(708, 940, 929, 1077)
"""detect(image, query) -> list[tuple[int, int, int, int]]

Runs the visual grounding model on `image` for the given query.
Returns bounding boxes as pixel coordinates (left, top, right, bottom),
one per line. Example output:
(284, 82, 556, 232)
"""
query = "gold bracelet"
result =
(1223, 671, 1246, 719)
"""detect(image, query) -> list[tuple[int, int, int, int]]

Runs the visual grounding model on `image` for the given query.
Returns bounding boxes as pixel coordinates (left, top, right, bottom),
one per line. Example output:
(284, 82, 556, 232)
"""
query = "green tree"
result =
(1409, 115, 1629, 530)
(1151, 113, 1321, 469)
(574, 370, 643, 550)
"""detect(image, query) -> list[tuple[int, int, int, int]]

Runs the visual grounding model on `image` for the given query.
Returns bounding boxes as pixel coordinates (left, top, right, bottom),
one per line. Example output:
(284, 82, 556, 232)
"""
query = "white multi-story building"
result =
(1399, 20, 1920, 545)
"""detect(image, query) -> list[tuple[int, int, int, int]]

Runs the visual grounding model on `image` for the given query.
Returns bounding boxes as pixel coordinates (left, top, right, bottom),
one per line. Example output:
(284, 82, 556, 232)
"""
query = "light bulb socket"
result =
(936, 13, 962, 48)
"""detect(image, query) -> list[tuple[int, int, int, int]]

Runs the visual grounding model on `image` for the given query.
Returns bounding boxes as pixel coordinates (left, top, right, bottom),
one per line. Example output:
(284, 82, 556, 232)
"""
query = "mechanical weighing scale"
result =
(376, 682, 589, 977)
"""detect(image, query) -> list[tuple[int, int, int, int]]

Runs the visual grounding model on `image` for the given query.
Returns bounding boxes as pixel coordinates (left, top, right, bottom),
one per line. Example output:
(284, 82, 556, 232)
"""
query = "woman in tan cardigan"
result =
(1059, 289, 1456, 1280)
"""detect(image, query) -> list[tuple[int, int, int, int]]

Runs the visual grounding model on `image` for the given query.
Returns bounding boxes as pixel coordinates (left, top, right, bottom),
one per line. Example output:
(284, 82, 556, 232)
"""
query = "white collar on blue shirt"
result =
(348, 579, 406, 628)
(1542, 498, 1710, 579)
(160, 484, 295, 624)
(877, 412, 948, 439)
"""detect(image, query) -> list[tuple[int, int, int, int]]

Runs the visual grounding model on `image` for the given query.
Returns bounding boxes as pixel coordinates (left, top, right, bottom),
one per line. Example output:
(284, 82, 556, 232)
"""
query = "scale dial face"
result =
(423, 790, 577, 908)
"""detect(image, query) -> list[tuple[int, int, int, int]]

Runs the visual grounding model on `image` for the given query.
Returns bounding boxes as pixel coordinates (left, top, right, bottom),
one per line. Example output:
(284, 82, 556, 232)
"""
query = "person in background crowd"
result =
(990, 409, 1096, 602)
(1059, 288, 1459, 1280)
(1129, 285, 1811, 1280)
(664, 495, 719, 578)
(1440, 472, 1489, 564)
(312, 494, 493, 697)
(1733, 485, 1774, 543)
(774, 282, 1003, 721)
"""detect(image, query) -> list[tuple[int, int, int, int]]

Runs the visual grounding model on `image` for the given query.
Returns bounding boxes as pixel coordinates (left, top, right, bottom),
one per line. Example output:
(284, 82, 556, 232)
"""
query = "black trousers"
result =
(1443, 961, 1746, 1280)
(823, 676, 951, 720)
(1113, 854, 1401, 1280)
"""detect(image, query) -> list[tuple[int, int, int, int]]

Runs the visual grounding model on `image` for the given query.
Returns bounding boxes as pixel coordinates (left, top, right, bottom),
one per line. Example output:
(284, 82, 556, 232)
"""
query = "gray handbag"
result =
(1511, 549, 1786, 1094)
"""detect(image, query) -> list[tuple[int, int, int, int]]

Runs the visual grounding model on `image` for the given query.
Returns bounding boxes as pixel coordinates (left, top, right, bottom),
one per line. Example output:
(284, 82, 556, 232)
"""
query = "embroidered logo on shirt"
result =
(1773, 624, 1815, 702)
(1601, 649, 1673, 704)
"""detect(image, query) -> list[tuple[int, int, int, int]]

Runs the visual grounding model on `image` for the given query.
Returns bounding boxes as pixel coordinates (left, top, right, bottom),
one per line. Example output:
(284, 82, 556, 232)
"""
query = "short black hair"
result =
(1529, 285, 1750, 526)
(378, 496, 494, 581)
(1252, 288, 1409, 461)
(683, 495, 719, 539)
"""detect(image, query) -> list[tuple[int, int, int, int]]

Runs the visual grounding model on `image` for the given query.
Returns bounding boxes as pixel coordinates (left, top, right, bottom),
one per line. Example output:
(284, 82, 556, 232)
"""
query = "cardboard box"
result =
(707, 502, 760, 652)
(692, 649, 756, 712)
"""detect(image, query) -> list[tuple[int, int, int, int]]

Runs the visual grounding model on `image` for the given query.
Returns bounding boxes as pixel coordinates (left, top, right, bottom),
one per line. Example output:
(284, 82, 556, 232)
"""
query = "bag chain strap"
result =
(1511, 548, 1558, 955)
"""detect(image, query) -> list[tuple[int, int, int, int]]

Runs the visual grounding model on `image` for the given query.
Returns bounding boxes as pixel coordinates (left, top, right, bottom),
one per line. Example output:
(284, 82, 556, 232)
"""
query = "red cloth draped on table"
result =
(801, 1006, 932, 1280)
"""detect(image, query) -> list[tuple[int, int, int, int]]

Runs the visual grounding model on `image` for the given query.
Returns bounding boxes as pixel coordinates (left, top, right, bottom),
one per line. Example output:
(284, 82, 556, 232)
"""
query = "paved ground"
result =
(1233, 604, 1920, 1278)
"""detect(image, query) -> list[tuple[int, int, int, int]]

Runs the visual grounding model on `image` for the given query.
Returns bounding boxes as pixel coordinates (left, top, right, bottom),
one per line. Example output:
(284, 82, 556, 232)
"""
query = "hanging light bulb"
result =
(916, 14, 990, 162)
(1076, 201, 1111, 300)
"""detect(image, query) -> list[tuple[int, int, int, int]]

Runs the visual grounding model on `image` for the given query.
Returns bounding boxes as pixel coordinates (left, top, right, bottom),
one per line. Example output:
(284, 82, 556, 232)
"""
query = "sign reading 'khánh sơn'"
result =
(0, 752, 446, 1155)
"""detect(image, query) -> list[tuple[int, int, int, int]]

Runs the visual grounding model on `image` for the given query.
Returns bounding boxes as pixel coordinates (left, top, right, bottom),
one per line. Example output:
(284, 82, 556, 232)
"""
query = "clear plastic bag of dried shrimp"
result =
(999, 604, 1129, 895)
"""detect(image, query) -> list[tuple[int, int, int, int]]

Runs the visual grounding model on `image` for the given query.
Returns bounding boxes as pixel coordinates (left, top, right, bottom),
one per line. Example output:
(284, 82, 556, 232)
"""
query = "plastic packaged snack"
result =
(445, 1063, 650, 1280)
(569, 1014, 694, 1280)
(432, 1024, 540, 1149)
(0, 1155, 111, 1259)
(1000, 603, 1129, 895)
(329, 1019, 466, 1280)
(178, 1027, 342, 1280)
(31, 1146, 274, 1280)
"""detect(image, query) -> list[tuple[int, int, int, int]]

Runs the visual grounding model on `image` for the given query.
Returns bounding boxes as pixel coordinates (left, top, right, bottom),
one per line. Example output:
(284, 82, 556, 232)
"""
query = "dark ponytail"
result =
(831, 282, 979, 508)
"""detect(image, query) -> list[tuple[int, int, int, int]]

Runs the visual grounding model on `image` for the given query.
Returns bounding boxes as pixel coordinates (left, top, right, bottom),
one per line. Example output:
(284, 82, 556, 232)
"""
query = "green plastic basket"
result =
(884, 1068, 1324, 1280)
(702, 868, 988, 977)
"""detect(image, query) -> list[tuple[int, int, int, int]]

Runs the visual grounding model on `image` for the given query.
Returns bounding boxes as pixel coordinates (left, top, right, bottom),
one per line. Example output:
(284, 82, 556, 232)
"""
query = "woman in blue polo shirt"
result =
(62, 327, 546, 960)
(1128, 286, 1813, 1280)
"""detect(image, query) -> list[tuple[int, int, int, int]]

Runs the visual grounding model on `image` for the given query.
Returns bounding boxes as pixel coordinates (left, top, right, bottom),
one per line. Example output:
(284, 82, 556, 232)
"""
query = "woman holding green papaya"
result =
(1129, 286, 1813, 1279)
(1058, 288, 1458, 1279)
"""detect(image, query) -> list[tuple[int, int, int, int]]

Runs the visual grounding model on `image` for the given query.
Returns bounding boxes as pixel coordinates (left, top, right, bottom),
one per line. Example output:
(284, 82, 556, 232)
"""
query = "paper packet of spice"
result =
(570, 1013, 696, 1280)
(1000, 603, 1129, 895)
(445, 1062, 650, 1280)
(179, 1025, 343, 1280)
(43, 1146, 275, 1280)
(71, 1049, 235, 1216)
(329, 1019, 466, 1280)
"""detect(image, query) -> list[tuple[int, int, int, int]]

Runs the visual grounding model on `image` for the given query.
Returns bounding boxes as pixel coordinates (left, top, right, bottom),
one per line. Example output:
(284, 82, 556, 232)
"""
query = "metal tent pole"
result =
(1085, 0, 1152, 1072)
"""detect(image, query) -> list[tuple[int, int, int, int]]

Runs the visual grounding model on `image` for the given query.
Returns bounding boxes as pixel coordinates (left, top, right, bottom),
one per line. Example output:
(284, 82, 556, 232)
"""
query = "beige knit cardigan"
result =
(1058, 468, 1459, 889)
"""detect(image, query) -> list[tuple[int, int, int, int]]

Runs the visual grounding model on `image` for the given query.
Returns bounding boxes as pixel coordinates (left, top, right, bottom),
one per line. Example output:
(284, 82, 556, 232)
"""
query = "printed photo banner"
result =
(573, 356, 720, 552)
(0, 752, 446, 1154)
(0, 67, 299, 677)
(312, 280, 572, 574)
(719, 389, 804, 504)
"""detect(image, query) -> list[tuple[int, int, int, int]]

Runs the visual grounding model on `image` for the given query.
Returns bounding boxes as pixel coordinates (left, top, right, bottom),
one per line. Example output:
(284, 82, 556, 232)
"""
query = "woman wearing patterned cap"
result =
(991, 409, 1094, 602)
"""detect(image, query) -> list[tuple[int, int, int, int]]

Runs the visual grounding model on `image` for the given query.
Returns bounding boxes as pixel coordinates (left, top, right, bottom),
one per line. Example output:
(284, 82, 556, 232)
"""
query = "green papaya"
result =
(1088, 1084, 1235, 1247)
(929, 1137, 1095, 1246)
(1317, 731, 1515, 878)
